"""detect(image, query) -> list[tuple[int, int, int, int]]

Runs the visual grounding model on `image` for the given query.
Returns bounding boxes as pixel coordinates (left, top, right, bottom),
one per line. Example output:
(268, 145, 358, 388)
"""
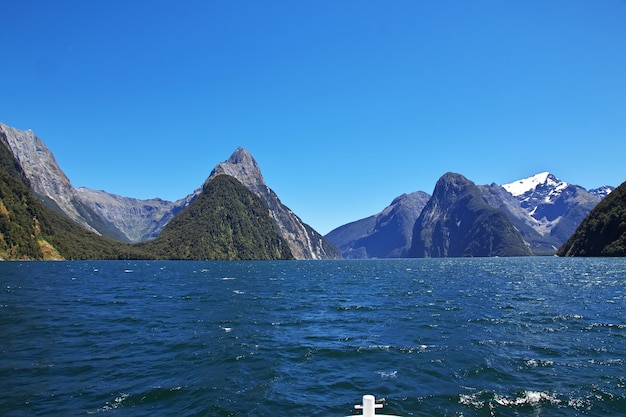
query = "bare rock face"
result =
(75, 187, 200, 242)
(0, 122, 100, 234)
(0, 122, 200, 242)
(210, 148, 341, 260)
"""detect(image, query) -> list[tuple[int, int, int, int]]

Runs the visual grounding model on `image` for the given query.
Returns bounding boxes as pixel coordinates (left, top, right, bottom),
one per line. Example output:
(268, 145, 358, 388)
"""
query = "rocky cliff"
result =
(0, 122, 101, 235)
(0, 138, 152, 260)
(0, 122, 204, 242)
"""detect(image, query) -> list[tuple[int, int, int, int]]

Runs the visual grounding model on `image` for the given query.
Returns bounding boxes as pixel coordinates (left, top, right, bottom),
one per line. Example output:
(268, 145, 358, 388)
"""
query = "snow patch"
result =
(503, 172, 567, 197)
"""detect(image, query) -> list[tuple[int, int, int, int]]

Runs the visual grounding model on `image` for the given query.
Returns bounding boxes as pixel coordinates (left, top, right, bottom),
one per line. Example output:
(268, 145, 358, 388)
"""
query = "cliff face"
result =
(210, 148, 341, 259)
(0, 122, 198, 242)
(409, 173, 532, 258)
(0, 122, 100, 234)
(0, 138, 152, 260)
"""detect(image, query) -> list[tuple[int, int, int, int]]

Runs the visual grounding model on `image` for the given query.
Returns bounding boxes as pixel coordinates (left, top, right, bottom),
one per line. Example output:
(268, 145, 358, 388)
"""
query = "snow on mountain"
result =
(502, 172, 568, 197)
(589, 185, 614, 199)
(498, 171, 607, 252)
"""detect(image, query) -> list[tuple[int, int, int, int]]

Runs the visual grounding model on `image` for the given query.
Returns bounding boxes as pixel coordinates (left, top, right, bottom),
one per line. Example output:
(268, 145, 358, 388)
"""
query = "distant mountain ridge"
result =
(2, 121, 618, 260)
(1, 121, 191, 242)
(500, 172, 610, 247)
(326, 171, 614, 258)
(0, 137, 153, 260)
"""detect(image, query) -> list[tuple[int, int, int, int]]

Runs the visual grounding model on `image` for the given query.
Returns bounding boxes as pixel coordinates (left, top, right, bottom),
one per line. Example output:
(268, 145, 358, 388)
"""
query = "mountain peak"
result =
(208, 147, 341, 260)
(410, 172, 532, 257)
(227, 147, 256, 165)
(209, 147, 264, 188)
(431, 172, 473, 201)
(502, 172, 566, 197)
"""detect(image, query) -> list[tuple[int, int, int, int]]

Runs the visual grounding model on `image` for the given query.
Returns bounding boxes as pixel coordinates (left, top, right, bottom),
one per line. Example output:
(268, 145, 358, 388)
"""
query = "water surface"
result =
(1, 258, 624, 416)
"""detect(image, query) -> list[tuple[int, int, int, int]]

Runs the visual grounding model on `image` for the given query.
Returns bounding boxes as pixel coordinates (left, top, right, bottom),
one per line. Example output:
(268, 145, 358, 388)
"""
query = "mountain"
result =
(0, 122, 106, 235)
(326, 171, 611, 259)
(1, 136, 291, 260)
(140, 175, 293, 260)
(409, 173, 533, 257)
(74, 187, 199, 242)
(1, 122, 337, 259)
(478, 182, 559, 255)
(558, 180, 626, 257)
(325, 191, 430, 258)
(589, 186, 614, 200)
(0, 137, 153, 260)
(209, 147, 341, 260)
(501, 172, 610, 249)
(1, 121, 204, 243)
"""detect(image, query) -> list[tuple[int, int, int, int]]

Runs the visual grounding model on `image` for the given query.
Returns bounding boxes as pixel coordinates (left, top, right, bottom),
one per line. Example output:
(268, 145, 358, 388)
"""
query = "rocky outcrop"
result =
(209, 148, 341, 259)
(326, 191, 430, 258)
(409, 173, 532, 258)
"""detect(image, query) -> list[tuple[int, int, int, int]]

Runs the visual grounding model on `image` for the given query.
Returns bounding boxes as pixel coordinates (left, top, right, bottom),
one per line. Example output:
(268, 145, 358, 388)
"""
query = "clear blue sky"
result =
(2, 1, 625, 234)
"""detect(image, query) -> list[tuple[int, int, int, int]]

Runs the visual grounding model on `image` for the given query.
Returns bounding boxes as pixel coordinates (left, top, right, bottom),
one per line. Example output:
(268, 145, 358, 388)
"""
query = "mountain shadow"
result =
(326, 191, 430, 258)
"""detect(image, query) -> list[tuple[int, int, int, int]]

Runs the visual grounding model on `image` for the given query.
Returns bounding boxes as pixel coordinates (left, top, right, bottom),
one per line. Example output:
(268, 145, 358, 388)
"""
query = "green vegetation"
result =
(141, 175, 293, 260)
(2, 140, 292, 261)
(0, 141, 152, 259)
(558, 181, 626, 257)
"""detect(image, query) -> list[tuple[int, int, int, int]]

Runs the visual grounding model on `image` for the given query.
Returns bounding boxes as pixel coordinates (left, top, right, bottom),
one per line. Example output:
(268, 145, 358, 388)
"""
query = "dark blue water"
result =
(1, 258, 624, 416)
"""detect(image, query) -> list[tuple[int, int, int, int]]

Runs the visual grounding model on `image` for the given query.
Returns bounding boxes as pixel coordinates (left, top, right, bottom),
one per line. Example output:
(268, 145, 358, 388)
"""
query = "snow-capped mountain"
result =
(589, 185, 614, 200)
(503, 172, 568, 199)
(501, 172, 611, 248)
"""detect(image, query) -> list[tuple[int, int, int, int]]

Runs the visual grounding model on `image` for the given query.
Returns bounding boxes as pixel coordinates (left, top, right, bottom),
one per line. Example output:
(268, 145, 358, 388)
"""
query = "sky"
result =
(1, 1, 625, 235)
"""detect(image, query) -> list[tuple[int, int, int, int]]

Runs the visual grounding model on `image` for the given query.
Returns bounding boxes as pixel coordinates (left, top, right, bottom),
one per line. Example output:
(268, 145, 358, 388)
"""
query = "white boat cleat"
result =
(348, 395, 402, 417)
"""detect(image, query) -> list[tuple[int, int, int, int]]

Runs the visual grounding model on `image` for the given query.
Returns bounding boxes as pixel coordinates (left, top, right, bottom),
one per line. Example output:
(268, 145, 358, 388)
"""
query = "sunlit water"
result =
(1, 258, 625, 416)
